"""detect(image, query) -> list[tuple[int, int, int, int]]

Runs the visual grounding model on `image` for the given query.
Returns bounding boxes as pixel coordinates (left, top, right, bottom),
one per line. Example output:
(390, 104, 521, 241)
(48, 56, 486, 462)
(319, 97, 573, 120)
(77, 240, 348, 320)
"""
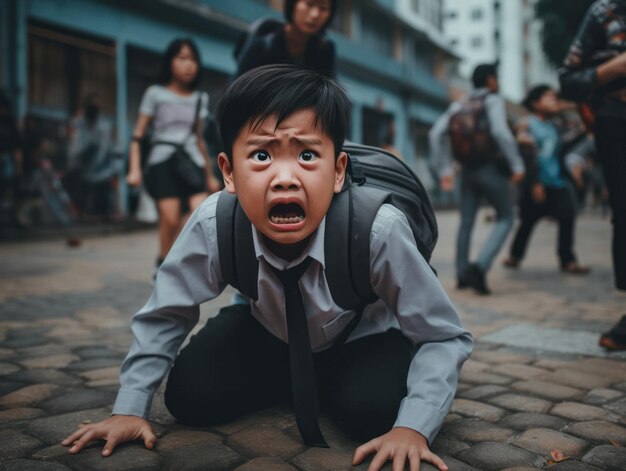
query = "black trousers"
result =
(164, 304, 414, 442)
(510, 186, 578, 267)
(595, 117, 626, 290)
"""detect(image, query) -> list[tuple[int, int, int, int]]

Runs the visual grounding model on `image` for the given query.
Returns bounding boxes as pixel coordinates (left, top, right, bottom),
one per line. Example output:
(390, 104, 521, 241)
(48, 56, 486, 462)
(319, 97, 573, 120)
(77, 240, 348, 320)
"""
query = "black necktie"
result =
(271, 258, 328, 448)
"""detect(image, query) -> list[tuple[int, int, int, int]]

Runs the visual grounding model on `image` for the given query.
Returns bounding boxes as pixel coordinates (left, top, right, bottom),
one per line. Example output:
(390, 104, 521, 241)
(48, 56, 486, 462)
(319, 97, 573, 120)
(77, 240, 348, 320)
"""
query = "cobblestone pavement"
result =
(1, 210, 625, 470)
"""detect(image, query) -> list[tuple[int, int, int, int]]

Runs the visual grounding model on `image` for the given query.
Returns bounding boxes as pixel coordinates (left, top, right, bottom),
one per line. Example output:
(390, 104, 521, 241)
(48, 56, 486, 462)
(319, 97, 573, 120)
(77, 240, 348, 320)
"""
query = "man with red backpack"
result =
(429, 64, 525, 294)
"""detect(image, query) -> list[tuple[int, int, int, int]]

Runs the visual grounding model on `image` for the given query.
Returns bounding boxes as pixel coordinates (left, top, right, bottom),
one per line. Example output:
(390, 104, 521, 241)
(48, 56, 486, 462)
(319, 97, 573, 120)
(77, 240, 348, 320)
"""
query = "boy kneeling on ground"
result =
(62, 65, 473, 471)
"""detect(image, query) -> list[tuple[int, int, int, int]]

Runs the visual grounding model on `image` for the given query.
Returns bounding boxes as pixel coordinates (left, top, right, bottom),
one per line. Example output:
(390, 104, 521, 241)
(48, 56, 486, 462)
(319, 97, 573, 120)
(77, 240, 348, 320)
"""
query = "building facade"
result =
(1, 0, 459, 208)
(442, 0, 557, 102)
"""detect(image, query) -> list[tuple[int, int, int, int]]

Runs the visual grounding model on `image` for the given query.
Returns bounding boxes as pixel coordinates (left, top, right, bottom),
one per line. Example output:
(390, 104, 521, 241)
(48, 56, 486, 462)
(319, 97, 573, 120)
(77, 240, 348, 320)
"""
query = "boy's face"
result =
(219, 108, 347, 254)
(533, 89, 559, 115)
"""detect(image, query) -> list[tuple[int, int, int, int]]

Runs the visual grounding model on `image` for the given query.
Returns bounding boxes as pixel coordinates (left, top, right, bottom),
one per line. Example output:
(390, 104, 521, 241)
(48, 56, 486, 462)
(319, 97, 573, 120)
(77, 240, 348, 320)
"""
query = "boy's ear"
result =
(218, 152, 236, 194)
(334, 151, 348, 193)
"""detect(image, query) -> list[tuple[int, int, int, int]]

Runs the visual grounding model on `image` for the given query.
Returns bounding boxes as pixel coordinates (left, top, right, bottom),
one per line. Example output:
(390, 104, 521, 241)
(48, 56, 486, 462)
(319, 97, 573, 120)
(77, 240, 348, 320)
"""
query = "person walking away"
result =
(559, 0, 626, 349)
(235, 0, 336, 78)
(126, 38, 220, 277)
(66, 93, 117, 221)
(429, 63, 525, 295)
(503, 85, 589, 274)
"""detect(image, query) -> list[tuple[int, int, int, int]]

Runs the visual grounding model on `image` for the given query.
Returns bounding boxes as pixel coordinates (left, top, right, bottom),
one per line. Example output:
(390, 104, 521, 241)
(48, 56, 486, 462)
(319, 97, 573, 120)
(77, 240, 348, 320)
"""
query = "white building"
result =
(442, 0, 558, 102)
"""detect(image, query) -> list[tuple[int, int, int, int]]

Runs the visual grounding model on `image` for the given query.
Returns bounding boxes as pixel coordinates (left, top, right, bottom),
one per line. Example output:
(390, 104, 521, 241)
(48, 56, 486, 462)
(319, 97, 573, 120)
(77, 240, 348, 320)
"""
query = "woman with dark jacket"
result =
(235, 0, 337, 78)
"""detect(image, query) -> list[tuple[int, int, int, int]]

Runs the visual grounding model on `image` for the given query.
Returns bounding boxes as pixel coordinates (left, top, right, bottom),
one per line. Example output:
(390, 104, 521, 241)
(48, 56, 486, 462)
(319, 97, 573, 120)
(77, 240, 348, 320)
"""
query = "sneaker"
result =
(464, 263, 491, 295)
(599, 315, 626, 351)
(561, 262, 590, 275)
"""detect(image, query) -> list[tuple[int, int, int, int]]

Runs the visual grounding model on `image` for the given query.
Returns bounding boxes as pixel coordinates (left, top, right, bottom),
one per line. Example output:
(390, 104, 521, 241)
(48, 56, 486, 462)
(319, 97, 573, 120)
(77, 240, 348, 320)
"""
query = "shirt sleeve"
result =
(559, 4, 604, 102)
(138, 85, 159, 117)
(113, 193, 227, 417)
(369, 205, 473, 443)
(485, 94, 525, 174)
(428, 102, 457, 177)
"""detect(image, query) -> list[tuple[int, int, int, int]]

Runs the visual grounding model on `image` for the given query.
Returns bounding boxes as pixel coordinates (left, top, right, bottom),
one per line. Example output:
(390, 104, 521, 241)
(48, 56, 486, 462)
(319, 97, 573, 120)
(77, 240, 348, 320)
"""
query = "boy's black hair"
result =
(472, 63, 498, 89)
(216, 64, 350, 160)
(522, 84, 553, 111)
(284, 0, 338, 34)
(158, 38, 202, 90)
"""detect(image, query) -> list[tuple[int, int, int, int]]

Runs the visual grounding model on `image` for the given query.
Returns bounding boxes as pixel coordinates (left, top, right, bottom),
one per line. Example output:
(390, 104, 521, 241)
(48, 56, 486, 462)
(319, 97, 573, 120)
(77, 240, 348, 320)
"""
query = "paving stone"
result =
(512, 380, 584, 400)
(31, 444, 71, 461)
(458, 442, 546, 471)
(0, 429, 44, 460)
(0, 362, 20, 375)
(543, 461, 603, 470)
(566, 421, 626, 446)
(459, 385, 509, 400)
(578, 359, 626, 383)
(0, 383, 59, 407)
(459, 371, 515, 385)
(79, 367, 119, 388)
(0, 336, 50, 349)
(0, 348, 14, 358)
(450, 399, 505, 422)
(551, 402, 621, 422)
(603, 397, 626, 416)
(615, 382, 626, 392)
(39, 389, 115, 414)
(157, 430, 222, 452)
(583, 389, 623, 406)
(73, 346, 124, 360)
(291, 447, 357, 471)
(431, 435, 471, 456)
(511, 428, 589, 458)
(234, 457, 297, 471)
(446, 419, 516, 443)
(498, 412, 569, 431)
(0, 381, 26, 395)
(443, 413, 464, 425)
(500, 468, 538, 471)
(488, 393, 553, 413)
(63, 358, 122, 371)
(537, 369, 616, 390)
(492, 363, 549, 380)
(582, 444, 626, 470)
(16, 344, 72, 358)
(19, 354, 81, 370)
(60, 444, 163, 471)
(469, 350, 534, 365)
(161, 444, 242, 470)
(0, 407, 45, 424)
(0, 460, 72, 471)
(26, 408, 111, 444)
(7, 369, 82, 387)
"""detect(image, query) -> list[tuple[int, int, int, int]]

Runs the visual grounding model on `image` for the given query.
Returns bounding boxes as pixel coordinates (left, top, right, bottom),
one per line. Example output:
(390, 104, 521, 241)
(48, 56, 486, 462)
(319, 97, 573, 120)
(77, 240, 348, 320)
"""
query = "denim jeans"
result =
(456, 163, 514, 277)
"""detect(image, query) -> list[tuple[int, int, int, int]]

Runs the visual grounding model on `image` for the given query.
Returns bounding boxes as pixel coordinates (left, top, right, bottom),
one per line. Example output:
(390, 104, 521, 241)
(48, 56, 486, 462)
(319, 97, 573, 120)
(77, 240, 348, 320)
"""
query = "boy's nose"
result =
(271, 166, 301, 191)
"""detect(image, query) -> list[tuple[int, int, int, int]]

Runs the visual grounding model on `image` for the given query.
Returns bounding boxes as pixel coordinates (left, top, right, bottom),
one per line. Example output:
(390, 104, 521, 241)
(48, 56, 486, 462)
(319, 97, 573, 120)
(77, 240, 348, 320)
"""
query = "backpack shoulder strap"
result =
(324, 183, 389, 311)
(216, 191, 259, 300)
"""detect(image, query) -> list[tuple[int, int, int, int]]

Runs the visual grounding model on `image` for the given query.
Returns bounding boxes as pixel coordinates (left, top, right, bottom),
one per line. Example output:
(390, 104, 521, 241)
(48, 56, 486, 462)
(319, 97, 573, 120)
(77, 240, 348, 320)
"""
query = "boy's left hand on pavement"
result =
(352, 427, 448, 471)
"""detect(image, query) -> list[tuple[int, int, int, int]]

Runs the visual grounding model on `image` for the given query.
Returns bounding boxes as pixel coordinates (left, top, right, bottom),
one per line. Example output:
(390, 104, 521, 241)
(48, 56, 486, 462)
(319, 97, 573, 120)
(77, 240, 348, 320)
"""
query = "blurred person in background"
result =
(66, 93, 117, 221)
(126, 38, 220, 278)
(560, 0, 626, 350)
(429, 64, 525, 295)
(503, 85, 589, 275)
(235, 0, 337, 78)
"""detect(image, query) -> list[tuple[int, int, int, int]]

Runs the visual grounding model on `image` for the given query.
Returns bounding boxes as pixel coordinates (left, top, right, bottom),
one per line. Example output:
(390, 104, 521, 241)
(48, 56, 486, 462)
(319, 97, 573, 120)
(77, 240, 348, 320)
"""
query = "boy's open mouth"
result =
(269, 203, 305, 225)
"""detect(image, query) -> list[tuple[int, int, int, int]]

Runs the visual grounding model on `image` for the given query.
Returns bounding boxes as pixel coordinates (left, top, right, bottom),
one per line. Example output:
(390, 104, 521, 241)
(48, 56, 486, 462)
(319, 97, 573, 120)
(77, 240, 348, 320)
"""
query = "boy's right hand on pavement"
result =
(61, 415, 156, 457)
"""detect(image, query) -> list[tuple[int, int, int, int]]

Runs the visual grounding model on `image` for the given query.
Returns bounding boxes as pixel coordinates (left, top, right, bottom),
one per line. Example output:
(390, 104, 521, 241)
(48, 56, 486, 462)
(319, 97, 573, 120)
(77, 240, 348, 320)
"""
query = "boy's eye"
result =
(251, 151, 271, 162)
(299, 151, 319, 162)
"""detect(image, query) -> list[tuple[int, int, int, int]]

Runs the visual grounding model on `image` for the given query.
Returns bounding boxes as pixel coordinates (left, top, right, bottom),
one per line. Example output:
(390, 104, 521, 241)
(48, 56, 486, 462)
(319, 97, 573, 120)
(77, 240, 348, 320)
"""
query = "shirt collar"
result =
(251, 217, 326, 271)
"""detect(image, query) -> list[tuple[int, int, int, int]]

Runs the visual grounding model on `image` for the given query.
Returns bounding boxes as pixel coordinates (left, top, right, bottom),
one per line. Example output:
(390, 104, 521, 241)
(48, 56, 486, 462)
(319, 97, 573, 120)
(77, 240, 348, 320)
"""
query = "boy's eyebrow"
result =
(245, 136, 324, 146)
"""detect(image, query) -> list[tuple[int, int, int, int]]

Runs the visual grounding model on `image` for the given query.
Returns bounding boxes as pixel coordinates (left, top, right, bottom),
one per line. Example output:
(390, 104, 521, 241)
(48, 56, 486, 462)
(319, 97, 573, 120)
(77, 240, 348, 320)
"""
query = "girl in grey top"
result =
(126, 38, 220, 271)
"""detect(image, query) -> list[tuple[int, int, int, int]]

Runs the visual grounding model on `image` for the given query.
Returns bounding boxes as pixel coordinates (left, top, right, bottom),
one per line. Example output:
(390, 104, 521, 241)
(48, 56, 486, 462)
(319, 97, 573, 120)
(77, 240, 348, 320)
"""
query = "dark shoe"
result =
(464, 264, 491, 295)
(599, 315, 626, 351)
(457, 276, 469, 289)
(561, 262, 590, 275)
(503, 257, 520, 269)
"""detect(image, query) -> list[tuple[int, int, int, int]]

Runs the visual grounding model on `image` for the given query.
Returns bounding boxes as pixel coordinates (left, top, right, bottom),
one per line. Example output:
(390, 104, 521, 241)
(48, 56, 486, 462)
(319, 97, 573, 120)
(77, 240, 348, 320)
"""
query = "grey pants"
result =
(456, 163, 514, 277)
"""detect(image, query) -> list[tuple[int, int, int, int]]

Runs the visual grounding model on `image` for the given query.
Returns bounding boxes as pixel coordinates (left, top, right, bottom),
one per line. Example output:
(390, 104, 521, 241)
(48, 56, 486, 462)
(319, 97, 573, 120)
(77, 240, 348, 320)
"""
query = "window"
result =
(471, 8, 483, 20)
(471, 36, 483, 48)
(360, 6, 394, 57)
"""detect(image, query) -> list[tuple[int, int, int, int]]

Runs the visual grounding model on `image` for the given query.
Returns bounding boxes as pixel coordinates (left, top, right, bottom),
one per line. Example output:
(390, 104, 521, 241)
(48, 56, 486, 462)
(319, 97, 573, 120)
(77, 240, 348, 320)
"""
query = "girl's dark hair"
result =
(158, 38, 202, 89)
(284, 0, 338, 35)
(217, 64, 350, 160)
(522, 84, 553, 111)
